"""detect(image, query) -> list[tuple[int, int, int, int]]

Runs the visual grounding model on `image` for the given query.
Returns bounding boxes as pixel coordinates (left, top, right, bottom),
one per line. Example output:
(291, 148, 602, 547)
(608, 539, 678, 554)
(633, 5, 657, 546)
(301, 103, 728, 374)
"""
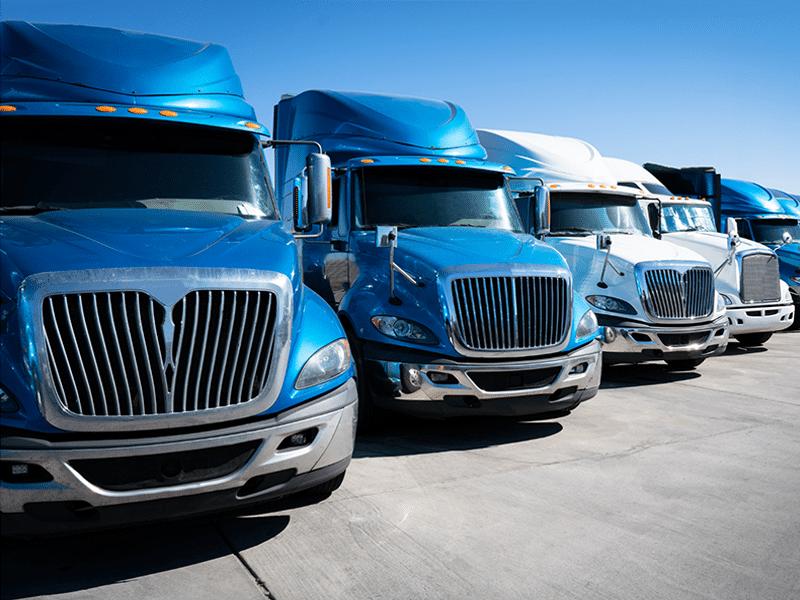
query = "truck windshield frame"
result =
(352, 166, 524, 233)
(661, 203, 717, 233)
(550, 192, 652, 236)
(1, 117, 279, 219)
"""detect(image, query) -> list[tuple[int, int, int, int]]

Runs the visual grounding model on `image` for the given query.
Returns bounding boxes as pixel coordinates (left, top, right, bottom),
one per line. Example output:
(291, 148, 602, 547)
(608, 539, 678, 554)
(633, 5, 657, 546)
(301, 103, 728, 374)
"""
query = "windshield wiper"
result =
(551, 227, 594, 236)
(0, 205, 72, 215)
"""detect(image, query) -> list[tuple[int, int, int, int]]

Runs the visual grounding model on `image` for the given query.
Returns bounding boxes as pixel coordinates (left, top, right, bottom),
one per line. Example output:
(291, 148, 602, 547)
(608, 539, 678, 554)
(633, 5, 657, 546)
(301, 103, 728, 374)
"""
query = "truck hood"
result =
(548, 233, 708, 271)
(360, 227, 567, 281)
(661, 230, 772, 264)
(1, 209, 298, 289)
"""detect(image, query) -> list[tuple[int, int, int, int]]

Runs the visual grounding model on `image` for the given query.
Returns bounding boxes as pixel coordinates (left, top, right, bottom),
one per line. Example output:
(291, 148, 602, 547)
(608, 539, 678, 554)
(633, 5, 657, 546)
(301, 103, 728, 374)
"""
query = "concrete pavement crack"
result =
(214, 522, 278, 600)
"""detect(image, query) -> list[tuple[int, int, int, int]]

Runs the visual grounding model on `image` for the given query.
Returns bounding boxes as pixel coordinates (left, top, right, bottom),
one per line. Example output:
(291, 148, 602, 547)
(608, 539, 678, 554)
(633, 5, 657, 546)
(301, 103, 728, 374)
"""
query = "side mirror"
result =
(307, 153, 332, 225)
(597, 234, 612, 250)
(726, 217, 738, 236)
(782, 231, 793, 245)
(647, 202, 661, 239)
(533, 186, 550, 237)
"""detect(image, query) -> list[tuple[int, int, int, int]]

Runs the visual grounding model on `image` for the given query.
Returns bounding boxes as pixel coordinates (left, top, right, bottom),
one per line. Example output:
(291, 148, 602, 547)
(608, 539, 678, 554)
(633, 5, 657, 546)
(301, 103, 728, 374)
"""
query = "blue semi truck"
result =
(272, 90, 602, 428)
(0, 22, 357, 535)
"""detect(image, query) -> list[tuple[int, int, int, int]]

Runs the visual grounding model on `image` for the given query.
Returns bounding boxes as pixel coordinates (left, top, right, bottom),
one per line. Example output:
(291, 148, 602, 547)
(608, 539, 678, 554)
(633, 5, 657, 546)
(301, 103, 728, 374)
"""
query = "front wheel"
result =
(665, 357, 705, 371)
(734, 332, 772, 346)
(345, 329, 385, 432)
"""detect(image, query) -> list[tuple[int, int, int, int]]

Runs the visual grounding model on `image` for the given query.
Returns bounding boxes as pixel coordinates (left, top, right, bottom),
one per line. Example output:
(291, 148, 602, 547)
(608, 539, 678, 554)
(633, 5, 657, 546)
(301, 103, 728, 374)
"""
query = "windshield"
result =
(642, 182, 673, 196)
(748, 219, 800, 245)
(354, 166, 523, 232)
(1, 117, 278, 219)
(550, 192, 651, 236)
(661, 204, 717, 232)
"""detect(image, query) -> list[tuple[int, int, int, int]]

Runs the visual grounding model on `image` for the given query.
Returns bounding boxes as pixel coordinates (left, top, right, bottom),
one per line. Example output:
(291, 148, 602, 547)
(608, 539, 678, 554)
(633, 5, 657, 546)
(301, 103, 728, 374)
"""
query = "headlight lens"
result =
(295, 338, 351, 390)
(576, 310, 598, 339)
(371, 316, 438, 345)
(717, 294, 728, 312)
(791, 276, 800, 284)
(585, 295, 636, 315)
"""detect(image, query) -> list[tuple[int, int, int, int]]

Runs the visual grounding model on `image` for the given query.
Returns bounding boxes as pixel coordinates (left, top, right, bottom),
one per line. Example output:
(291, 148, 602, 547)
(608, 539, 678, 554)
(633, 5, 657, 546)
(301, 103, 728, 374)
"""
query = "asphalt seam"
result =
(214, 522, 278, 600)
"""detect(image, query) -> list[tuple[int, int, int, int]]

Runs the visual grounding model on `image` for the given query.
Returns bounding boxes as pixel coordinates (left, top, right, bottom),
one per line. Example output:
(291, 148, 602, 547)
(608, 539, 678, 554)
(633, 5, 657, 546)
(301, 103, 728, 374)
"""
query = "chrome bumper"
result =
(365, 340, 602, 418)
(0, 379, 357, 519)
(600, 315, 728, 364)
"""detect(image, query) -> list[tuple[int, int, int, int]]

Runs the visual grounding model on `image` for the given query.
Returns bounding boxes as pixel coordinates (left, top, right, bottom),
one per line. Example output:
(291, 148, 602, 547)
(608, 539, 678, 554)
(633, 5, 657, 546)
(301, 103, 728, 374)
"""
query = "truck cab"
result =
(1, 22, 357, 535)
(719, 179, 800, 329)
(605, 157, 795, 344)
(273, 90, 602, 427)
(478, 130, 729, 370)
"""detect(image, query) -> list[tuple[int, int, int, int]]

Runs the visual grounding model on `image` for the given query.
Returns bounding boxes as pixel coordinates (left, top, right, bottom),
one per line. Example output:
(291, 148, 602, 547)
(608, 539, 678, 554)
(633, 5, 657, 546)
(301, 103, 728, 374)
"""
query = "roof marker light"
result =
(503, 166, 513, 172)
(420, 158, 432, 163)
(550, 184, 559, 188)
(96, 106, 116, 113)
(361, 159, 374, 163)
(455, 160, 466, 165)
(245, 122, 261, 129)
(160, 110, 178, 117)
(0, 105, 17, 112)
(438, 158, 449, 163)
(128, 107, 147, 114)
(599, 185, 607, 188)
(588, 184, 596, 188)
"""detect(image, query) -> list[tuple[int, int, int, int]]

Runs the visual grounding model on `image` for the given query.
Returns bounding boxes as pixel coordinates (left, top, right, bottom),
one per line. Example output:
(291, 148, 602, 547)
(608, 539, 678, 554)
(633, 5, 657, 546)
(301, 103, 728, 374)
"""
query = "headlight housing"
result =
(371, 316, 438, 345)
(576, 310, 598, 340)
(295, 338, 352, 390)
(585, 295, 636, 315)
(720, 293, 733, 306)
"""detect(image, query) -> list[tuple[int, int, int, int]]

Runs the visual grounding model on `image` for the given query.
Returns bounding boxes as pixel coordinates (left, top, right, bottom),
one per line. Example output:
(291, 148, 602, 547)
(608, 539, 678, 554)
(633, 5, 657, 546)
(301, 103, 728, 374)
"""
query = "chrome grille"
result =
(741, 253, 781, 303)
(451, 276, 569, 351)
(643, 267, 714, 319)
(43, 290, 277, 417)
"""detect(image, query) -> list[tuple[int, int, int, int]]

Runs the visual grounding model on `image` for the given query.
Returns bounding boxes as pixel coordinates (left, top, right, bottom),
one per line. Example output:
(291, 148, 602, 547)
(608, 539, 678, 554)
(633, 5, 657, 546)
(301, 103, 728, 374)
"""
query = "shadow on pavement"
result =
(0, 513, 289, 599)
(353, 415, 563, 458)
(601, 362, 703, 389)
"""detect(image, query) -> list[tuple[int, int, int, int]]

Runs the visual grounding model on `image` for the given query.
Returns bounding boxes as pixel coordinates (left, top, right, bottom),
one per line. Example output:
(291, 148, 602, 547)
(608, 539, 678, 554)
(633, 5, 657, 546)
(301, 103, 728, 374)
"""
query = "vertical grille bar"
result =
(644, 267, 714, 319)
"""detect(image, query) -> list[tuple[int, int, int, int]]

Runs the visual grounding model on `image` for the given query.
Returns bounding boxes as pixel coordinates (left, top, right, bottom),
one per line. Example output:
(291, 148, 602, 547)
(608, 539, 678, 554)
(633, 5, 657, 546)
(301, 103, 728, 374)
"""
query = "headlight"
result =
(576, 310, 598, 339)
(295, 338, 351, 390)
(371, 316, 438, 345)
(791, 276, 800, 284)
(585, 295, 636, 315)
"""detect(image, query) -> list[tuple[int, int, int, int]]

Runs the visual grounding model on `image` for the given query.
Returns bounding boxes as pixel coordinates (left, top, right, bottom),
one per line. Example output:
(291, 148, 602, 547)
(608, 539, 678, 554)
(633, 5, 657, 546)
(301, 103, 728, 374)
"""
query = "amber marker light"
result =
(438, 158, 449, 163)
(550, 184, 559, 188)
(455, 160, 466, 165)
(588, 184, 596, 188)
(96, 106, 116, 113)
(128, 107, 147, 114)
(160, 110, 178, 117)
(503, 166, 513, 172)
(0, 105, 17, 112)
(245, 122, 261, 129)
(419, 158, 432, 163)
(361, 159, 374, 163)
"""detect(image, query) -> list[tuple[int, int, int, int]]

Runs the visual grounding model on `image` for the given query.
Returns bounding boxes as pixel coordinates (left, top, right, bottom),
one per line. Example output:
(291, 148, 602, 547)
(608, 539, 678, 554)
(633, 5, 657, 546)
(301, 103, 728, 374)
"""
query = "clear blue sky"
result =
(3, 0, 798, 192)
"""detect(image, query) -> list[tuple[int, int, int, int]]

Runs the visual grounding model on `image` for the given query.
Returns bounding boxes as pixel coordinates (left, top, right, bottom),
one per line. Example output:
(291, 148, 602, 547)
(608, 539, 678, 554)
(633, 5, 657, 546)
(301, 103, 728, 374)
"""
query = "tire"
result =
(665, 358, 705, 371)
(734, 332, 772, 346)
(344, 328, 385, 432)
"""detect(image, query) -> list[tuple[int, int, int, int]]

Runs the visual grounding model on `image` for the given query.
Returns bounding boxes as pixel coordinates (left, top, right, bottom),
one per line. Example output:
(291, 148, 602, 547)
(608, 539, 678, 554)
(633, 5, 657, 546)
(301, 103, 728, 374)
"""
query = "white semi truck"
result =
(605, 157, 794, 346)
(478, 130, 729, 369)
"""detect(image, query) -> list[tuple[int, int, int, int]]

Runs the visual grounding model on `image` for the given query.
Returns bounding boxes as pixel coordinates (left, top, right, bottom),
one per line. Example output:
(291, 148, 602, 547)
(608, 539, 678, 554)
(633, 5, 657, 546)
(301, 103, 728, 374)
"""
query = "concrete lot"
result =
(2, 330, 798, 600)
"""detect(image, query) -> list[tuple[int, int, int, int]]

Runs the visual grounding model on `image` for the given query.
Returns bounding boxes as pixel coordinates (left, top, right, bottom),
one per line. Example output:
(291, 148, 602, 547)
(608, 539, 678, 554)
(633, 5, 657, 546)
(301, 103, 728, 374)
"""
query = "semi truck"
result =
(643, 164, 800, 330)
(719, 179, 800, 329)
(272, 90, 602, 428)
(605, 157, 795, 344)
(478, 130, 729, 369)
(0, 22, 357, 535)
